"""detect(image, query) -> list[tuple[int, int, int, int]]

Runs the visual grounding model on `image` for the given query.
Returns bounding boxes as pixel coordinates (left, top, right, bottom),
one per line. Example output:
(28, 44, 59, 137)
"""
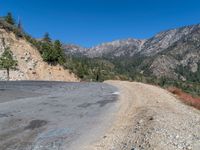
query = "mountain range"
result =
(64, 24, 200, 81)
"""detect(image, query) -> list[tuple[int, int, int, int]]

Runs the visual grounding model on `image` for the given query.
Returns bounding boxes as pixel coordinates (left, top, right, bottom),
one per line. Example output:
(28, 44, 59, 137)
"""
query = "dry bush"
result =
(168, 87, 200, 110)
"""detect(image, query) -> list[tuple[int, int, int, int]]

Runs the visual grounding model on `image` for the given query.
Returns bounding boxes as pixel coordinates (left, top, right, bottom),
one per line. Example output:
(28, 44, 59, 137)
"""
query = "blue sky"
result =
(1, 0, 200, 47)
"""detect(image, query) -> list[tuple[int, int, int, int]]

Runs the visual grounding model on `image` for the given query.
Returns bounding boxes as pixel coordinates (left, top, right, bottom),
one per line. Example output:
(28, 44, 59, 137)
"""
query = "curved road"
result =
(1, 81, 199, 150)
(0, 81, 119, 150)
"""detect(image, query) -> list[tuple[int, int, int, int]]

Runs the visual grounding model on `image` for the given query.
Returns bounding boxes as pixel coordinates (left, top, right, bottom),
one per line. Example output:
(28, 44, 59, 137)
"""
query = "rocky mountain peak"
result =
(140, 24, 199, 56)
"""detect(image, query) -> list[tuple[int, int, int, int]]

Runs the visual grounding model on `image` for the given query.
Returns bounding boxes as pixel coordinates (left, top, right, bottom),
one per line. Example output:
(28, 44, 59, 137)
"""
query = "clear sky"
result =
(1, 0, 200, 47)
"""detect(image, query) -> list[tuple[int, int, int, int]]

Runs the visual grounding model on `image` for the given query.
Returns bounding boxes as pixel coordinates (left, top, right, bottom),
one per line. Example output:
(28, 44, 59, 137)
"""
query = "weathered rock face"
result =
(139, 25, 198, 56)
(150, 55, 180, 79)
(63, 44, 88, 56)
(150, 24, 200, 79)
(0, 29, 79, 81)
(64, 39, 146, 58)
(86, 39, 145, 58)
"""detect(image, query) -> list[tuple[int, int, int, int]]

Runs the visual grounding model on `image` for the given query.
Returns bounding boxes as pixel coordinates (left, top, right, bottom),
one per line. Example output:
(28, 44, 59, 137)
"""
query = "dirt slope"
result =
(0, 28, 78, 81)
(91, 81, 200, 150)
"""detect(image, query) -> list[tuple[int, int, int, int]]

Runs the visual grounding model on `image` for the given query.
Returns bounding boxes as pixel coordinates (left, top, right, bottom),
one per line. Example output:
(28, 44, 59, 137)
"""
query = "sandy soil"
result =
(90, 81, 200, 150)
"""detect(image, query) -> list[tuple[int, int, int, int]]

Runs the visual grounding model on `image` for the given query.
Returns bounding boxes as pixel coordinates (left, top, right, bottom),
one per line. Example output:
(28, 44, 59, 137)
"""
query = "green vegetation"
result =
(63, 57, 118, 81)
(0, 14, 24, 38)
(176, 64, 200, 83)
(23, 33, 66, 65)
(5, 12, 15, 25)
(158, 79, 200, 97)
(0, 47, 18, 80)
(43, 32, 51, 43)
(40, 36, 66, 65)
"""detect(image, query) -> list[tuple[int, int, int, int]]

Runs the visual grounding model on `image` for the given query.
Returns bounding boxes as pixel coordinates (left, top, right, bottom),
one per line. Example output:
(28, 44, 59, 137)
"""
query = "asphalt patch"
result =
(78, 96, 117, 108)
(96, 99, 117, 107)
(0, 113, 10, 118)
(24, 120, 48, 130)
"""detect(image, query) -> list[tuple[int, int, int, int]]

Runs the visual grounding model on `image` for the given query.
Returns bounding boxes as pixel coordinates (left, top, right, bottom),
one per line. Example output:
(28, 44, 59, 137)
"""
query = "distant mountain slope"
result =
(139, 25, 197, 56)
(64, 24, 199, 58)
(0, 25, 78, 81)
(64, 39, 145, 58)
(86, 39, 145, 58)
(64, 24, 200, 81)
(64, 44, 88, 56)
(148, 24, 200, 79)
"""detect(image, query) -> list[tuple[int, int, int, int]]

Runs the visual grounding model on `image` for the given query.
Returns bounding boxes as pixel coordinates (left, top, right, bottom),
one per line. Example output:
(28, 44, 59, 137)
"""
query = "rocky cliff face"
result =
(86, 39, 145, 58)
(63, 44, 88, 56)
(139, 25, 197, 56)
(149, 24, 200, 79)
(0, 28, 78, 81)
(64, 39, 146, 58)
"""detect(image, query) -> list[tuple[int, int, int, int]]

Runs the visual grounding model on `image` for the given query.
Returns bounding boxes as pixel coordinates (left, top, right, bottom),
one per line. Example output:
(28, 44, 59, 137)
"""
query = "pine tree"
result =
(54, 40, 62, 52)
(0, 47, 18, 80)
(17, 18, 23, 31)
(43, 32, 51, 43)
(5, 12, 15, 25)
(54, 40, 65, 64)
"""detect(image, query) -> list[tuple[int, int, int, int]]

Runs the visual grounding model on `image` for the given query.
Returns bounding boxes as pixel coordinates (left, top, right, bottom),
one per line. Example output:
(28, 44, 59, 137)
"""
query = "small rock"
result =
(187, 146, 192, 150)
(138, 119, 143, 124)
(149, 116, 154, 121)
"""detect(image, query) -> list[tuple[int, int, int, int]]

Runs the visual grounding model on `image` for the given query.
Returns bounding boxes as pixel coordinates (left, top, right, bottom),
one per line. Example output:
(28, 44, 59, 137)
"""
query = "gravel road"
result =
(0, 81, 119, 150)
(1, 81, 199, 150)
(92, 81, 200, 150)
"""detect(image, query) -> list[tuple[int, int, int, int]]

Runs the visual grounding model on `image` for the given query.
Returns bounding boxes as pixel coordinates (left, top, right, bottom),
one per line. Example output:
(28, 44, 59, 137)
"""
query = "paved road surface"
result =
(0, 81, 119, 150)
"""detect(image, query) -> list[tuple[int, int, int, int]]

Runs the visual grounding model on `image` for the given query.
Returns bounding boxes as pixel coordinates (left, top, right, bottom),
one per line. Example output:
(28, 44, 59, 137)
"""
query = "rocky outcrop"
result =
(64, 39, 146, 58)
(63, 44, 88, 56)
(150, 55, 180, 79)
(139, 25, 197, 56)
(149, 24, 200, 79)
(86, 39, 145, 58)
(0, 28, 79, 81)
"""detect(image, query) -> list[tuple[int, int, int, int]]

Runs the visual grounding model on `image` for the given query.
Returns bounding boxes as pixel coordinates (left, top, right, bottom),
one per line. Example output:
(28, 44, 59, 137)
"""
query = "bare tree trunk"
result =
(6, 68, 9, 81)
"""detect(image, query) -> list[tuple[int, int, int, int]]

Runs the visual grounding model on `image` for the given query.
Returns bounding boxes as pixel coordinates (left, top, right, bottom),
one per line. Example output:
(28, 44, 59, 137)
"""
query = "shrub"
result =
(168, 87, 200, 110)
